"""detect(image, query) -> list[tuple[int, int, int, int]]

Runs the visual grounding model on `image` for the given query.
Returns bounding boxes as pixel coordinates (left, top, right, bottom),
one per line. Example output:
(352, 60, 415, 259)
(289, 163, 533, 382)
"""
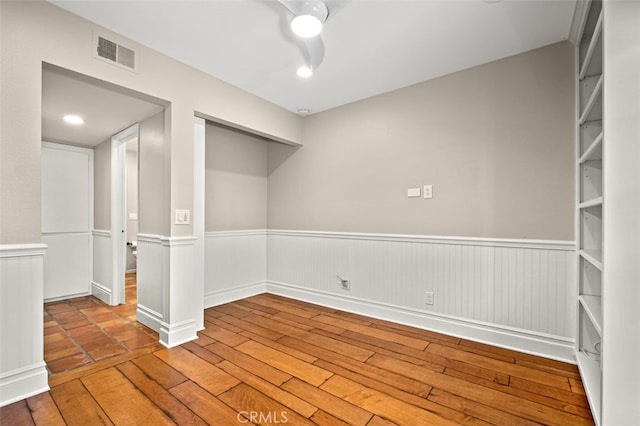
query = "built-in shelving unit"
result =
(575, 0, 603, 423)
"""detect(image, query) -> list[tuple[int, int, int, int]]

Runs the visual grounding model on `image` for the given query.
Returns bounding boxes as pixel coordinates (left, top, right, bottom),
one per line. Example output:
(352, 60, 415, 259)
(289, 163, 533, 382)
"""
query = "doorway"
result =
(41, 63, 166, 374)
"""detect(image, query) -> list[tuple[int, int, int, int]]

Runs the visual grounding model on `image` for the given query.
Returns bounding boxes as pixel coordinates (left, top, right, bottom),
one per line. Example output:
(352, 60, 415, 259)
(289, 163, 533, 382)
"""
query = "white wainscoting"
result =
(204, 231, 267, 308)
(0, 244, 49, 407)
(42, 233, 91, 301)
(136, 234, 166, 335)
(137, 234, 199, 347)
(266, 230, 577, 362)
(91, 230, 112, 304)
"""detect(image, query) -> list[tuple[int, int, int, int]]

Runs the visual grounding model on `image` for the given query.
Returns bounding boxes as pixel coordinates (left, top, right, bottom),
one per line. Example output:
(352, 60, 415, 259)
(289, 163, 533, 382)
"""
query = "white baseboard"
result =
(266, 280, 576, 363)
(159, 319, 198, 348)
(204, 281, 267, 308)
(137, 303, 163, 333)
(126, 269, 137, 274)
(0, 362, 49, 407)
(44, 291, 91, 303)
(91, 281, 112, 305)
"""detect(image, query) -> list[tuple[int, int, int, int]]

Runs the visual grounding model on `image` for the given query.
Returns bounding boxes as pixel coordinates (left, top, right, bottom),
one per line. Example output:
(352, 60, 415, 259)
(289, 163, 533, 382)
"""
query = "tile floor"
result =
(43, 273, 159, 375)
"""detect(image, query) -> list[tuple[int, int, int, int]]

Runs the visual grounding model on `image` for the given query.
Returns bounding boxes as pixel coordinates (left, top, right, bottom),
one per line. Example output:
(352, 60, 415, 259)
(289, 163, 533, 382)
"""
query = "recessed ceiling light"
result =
(298, 108, 311, 115)
(290, 15, 323, 38)
(297, 66, 313, 78)
(63, 114, 84, 125)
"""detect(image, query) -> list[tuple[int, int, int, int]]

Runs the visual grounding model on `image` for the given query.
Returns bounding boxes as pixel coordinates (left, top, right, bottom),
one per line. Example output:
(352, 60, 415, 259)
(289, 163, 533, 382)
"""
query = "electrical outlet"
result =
(425, 291, 434, 305)
(337, 275, 351, 290)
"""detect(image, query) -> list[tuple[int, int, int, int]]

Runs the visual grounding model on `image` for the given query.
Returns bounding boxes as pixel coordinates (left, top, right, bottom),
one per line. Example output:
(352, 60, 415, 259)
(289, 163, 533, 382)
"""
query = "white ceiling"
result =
(42, 65, 164, 146)
(50, 0, 577, 116)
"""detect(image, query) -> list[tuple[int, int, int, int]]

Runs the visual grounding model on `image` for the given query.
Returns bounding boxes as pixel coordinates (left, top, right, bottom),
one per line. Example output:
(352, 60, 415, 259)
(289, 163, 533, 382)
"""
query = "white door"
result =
(42, 143, 93, 301)
(111, 124, 138, 305)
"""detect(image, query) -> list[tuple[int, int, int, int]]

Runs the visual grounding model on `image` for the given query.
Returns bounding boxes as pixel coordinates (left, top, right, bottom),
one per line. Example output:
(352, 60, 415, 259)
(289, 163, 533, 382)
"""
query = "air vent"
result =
(93, 33, 138, 72)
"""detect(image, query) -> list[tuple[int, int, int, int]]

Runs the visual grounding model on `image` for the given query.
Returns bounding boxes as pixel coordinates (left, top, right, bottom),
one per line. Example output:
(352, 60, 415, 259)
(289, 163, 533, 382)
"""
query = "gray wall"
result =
(93, 138, 111, 230)
(0, 1, 301, 244)
(139, 111, 168, 235)
(205, 123, 268, 231)
(268, 41, 575, 240)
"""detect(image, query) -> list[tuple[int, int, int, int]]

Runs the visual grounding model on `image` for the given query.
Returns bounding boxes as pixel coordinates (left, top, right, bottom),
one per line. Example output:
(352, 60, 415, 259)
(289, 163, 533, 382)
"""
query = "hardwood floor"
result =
(42, 274, 158, 374)
(2, 293, 593, 425)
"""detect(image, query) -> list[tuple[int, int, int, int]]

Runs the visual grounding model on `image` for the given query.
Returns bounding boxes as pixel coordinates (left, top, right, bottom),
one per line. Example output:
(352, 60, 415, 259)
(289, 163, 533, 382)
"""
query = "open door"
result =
(111, 124, 138, 305)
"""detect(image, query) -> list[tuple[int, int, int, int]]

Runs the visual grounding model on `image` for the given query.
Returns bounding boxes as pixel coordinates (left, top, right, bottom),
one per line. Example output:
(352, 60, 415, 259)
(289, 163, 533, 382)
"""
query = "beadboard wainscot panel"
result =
(136, 234, 166, 335)
(163, 236, 199, 346)
(0, 244, 49, 406)
(136, 234, 199, 347)
(266, 230, 577, 362)
(204, 230, 267, 307)
(91, 230, 112, 304)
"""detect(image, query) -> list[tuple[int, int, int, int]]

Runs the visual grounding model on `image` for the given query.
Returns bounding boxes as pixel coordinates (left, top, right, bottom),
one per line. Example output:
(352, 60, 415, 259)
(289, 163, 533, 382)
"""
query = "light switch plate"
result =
(408, 187, 421, 198)
(128, 212, 138, 220)
(175, 209, 191, 225)
(423, 185, 433, 199)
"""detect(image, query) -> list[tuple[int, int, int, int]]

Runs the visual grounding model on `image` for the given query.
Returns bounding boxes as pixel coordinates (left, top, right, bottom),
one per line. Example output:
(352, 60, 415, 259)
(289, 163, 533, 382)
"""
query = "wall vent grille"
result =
(93, 33, 138, 72)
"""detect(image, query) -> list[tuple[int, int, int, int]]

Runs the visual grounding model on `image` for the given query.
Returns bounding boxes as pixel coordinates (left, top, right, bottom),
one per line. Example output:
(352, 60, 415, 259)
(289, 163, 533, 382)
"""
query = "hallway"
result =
(43, 274, 158, 374)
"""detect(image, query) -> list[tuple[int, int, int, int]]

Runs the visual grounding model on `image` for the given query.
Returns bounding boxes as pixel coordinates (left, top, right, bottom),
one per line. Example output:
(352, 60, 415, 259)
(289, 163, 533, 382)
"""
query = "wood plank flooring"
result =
(1, 294, 593, 425)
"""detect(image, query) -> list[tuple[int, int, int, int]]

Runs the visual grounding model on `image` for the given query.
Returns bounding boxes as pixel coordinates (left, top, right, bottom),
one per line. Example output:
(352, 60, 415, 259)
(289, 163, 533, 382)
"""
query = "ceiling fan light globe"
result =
(291, 14, 323, 38)
(297, 66, 313, 78)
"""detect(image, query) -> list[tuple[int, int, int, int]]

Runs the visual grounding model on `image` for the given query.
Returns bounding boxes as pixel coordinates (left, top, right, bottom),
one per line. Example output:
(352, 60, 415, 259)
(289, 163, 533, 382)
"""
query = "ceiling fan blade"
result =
(299, 36, 325, 70)
(323, 0, 352, 19)
(276, 0, 329, 21)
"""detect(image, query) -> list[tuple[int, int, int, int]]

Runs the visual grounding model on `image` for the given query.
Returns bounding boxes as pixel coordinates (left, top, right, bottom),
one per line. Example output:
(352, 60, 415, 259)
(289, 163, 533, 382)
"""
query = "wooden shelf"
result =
(580, 249, 603, 271)
(579, 74, 603, 125)
(576, 350, 602, 425)
(579, 132, 603, 163)
(579, 197, 603, 209)
(576, 2, 604, 424)
(579, 295, 602, 335)
(579, 11, 604, 80)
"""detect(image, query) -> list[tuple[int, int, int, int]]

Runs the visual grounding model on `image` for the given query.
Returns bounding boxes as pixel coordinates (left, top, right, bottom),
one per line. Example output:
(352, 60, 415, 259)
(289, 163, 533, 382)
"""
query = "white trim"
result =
(0, 244, 48, 258)
(137, 303, 164, 332)
(92, 229, 111, 237)
(568, 0, 592, 46)
(266, 281, 576, 363)
(0, 362, 49, 408)
(160, 236, 197, 247)
(204, 281, 267, 308)
(137, 234, 197, 245)
(196, 112, 302, 147)
(267, 229, 576, 251)
(159, 319, 198, 348)
(91, 281, 112, 305)
(194, 116, 205, 331)
(44, 291, 91, 304)
(137, 233, 163, 243)
(205, 230, 268, 238)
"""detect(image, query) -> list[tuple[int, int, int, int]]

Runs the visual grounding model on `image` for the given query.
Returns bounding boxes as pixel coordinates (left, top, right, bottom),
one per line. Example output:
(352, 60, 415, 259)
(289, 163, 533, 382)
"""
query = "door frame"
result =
(111, 123, 139, 305)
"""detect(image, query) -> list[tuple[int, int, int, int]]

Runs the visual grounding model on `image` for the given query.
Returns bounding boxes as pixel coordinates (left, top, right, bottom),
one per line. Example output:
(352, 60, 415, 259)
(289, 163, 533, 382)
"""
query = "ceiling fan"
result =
(275, 0, 350, 77)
